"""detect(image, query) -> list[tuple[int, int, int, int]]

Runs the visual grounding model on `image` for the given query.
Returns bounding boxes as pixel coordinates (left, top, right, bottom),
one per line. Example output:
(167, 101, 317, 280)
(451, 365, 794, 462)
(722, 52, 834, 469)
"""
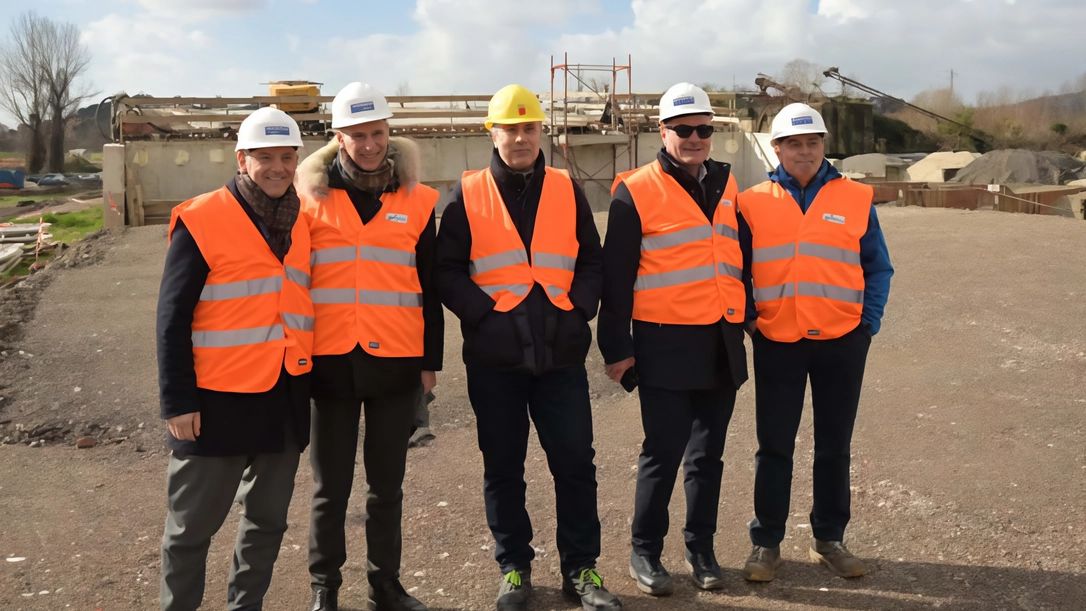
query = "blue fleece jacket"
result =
(737, 160, 894, 334)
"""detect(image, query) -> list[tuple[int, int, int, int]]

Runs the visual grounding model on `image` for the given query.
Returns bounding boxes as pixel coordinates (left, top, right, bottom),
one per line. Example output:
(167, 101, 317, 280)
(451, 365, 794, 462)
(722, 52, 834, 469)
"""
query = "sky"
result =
(2, 0, 1085, 126)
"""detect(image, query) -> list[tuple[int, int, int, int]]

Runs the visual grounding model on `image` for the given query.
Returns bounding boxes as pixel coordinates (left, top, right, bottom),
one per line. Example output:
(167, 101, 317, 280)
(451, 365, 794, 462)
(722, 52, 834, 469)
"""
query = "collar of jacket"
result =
(769, 158, 841, 209)
(327, 154, 399, 196)
(489, 148, 546, 194)
(295, 136, 422, 200)
(656, 148, 729, 192)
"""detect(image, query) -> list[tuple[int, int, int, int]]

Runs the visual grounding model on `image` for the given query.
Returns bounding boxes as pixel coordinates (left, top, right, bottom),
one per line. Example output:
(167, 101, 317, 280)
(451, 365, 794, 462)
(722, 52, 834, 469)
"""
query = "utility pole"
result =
(949, 69, 955, 95)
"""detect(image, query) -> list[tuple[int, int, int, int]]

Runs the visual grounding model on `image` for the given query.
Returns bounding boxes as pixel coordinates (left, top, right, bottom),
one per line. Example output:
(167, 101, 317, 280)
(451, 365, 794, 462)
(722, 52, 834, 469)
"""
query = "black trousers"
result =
(308, 385, 421, 589)
(466, 365, 601, 578)
(749, 326, 871, 548)
(631, 384, 737, 557)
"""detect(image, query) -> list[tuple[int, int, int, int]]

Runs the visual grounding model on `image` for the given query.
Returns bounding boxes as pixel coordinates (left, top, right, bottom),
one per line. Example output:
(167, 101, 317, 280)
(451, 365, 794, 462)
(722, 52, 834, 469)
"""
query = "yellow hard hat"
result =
(485, 84, 546, 130)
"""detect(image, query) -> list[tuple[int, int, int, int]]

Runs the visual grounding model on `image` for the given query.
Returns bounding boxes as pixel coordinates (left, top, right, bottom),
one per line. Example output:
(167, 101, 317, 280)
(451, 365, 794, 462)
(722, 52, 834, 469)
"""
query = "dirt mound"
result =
(950, 149, 1086, 185)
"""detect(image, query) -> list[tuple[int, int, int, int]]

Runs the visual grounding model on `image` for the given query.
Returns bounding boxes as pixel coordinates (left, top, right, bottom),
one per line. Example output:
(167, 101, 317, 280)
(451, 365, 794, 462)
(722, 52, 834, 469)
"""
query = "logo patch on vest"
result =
(822, 213, 846, 225)
(720, 198, 733, 207)
(673, 96, 696, 106)
(298, 358, 308, 366)
(727, 308, 735, 315)
(385, 213, 408, 224)
(807, 330, 821, 336)
(369, 341, 380, 349)
(264, 126, 290, 136)
(351, 101, 375, 113)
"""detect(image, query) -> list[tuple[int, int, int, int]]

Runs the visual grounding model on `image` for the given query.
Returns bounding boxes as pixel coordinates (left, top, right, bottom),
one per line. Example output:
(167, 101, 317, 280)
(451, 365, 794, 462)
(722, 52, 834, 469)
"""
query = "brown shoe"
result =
(742, 545, 781, 582)
(809, 539, 866, 578)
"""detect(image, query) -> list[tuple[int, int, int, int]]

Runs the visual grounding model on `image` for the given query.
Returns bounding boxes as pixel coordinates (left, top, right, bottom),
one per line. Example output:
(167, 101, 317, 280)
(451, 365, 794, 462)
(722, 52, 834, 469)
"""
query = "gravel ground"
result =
(0, 207, 1084, 610)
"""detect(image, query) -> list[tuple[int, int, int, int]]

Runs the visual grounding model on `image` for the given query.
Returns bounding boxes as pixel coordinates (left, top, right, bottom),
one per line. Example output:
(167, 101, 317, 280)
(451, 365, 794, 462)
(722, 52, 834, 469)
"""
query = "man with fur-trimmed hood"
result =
(297, 82, 442, 611)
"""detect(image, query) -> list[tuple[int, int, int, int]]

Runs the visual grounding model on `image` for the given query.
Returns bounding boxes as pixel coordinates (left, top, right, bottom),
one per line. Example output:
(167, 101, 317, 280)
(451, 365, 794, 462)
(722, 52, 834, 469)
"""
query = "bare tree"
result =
(776, 58, 828, 95)
(0, 12, 49, 173)
(393, 81, 410, 107)
(38, 15, 94, 172)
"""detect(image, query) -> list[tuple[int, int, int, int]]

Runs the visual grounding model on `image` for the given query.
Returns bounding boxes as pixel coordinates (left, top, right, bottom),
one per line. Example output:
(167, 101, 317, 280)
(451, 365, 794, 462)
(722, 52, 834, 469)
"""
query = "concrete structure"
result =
(101, 128, 775, 225)
(907, 151, 980, 183)
(842, 153, 909, 182)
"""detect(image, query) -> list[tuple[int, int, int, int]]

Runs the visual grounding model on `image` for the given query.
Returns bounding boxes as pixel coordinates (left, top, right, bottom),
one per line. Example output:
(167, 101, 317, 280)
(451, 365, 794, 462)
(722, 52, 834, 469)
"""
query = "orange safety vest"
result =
(737, 178, 871, 342)
(617, 160, 745, 325)
(461, 167, 578, 312)
(168, 187, 314, 393)
(302, 184, 439, 357)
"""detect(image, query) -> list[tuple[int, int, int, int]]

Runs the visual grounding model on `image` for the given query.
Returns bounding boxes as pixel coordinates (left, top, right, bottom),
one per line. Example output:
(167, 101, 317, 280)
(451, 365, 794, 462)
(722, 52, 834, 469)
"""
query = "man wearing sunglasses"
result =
(599, 82, 748, 595)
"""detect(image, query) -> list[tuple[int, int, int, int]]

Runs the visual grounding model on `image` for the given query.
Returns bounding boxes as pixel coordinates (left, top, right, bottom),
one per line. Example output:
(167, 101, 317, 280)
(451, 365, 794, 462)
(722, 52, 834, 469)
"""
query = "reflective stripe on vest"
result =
(168, 186, 314, 392)
(284, 266, 310, 288)
(461, 166, 579, 313)
(192, 324, 284, 348)
(470, 248, 528, 276)
(623, 160, 745, 325)
(200, 276, 282, 301)
(737, 178, 871, 342)
(311, 245, 417, 267)
(641, 225, 712, 252)
(302, 183, 438, 357)
(282, 312, 315, 331)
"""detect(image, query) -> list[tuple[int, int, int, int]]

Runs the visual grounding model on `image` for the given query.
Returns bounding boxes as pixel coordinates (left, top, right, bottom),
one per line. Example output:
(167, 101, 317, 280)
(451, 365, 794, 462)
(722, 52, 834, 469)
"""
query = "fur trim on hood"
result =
(295, 136, 421, 199)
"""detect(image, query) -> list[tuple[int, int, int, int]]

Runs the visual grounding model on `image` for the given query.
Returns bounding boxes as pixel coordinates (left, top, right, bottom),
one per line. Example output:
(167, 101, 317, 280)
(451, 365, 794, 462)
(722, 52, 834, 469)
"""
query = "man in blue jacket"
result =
(736, 103, 893, 582)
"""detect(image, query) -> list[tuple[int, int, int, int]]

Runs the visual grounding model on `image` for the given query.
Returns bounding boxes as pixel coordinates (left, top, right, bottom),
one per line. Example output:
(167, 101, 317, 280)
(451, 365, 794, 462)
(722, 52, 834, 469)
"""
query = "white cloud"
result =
(81, 13, 217, 96)
(136, 0, 268, 22)
(16, 0, 1085, 128)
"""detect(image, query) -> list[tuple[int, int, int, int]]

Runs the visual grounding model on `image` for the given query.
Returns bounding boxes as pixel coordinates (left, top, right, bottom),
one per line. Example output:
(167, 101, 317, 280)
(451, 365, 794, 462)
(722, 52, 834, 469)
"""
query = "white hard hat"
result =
(235, 107, 303, 151)
(658, 82, 714, 122)
(770, 103, 827, 142)
(332, 82, 393, 129)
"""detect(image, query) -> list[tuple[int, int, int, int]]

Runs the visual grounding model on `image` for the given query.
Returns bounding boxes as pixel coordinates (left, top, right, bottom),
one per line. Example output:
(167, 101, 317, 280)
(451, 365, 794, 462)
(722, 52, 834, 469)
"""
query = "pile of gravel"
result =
(950, 149, 1086, 185)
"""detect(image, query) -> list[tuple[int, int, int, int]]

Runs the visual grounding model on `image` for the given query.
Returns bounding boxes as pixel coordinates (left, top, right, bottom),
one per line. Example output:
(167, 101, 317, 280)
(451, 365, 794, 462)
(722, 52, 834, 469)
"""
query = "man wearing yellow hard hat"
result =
(435, 85, 620, 611)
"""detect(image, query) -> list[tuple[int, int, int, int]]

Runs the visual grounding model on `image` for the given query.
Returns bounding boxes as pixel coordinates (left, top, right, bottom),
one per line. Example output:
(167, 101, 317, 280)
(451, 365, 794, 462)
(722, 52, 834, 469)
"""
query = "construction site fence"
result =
(868, 182, 1084, 218)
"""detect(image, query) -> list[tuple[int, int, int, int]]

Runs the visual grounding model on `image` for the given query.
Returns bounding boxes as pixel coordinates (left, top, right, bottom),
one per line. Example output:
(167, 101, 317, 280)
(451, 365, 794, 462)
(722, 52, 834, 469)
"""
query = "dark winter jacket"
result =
(436, 149, 603, 374)
(294, 138, 443, 400)
(157, 176, 310, 457)
(598, 149, 748, 391)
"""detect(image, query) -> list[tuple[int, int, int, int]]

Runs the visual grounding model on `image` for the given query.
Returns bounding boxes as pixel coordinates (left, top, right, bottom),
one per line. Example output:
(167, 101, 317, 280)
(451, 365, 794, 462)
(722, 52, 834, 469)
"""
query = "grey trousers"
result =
(160, 440, 300, 611)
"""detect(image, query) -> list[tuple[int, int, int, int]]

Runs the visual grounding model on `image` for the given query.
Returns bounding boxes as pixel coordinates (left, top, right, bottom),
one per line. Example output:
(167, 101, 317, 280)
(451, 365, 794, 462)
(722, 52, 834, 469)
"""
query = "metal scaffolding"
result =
(548, 53, 637, 189)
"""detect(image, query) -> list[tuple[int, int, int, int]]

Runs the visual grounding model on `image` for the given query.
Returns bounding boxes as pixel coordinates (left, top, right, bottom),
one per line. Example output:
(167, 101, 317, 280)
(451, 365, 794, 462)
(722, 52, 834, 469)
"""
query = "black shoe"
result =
(628, 552, 673, 595)
(367, 579, 427, 611)
(562, 568, 622, 610)
(310, 585, 338, 611)
(496, 568, 532, 611)
(684, 549, 724, 591)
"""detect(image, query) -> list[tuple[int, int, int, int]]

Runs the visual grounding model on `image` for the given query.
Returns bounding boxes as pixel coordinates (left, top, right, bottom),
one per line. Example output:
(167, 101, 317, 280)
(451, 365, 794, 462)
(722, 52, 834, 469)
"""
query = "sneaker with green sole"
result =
(562, 568, 622, 611)
(496, 569, 531, 611)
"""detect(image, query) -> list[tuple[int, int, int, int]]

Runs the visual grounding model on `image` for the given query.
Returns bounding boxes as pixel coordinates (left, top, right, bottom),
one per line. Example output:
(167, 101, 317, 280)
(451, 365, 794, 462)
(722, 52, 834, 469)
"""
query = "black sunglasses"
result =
(665, 124, 715, 139)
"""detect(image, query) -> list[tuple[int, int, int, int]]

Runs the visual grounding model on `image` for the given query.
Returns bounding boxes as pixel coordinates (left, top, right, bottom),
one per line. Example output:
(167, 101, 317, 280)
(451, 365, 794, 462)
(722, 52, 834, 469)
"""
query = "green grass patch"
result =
(0, 152, 24, 159)
(1, 251, 53, 280)
(0, 193, 61, 209)
(42, 208, 103, 244)
(0, 207, 103, 279)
